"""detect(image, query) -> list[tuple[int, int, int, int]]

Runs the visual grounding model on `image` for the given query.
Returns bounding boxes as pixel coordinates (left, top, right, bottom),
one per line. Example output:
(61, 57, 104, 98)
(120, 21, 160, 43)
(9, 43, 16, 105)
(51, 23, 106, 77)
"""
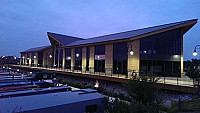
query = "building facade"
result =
(20, 19, 197, 77)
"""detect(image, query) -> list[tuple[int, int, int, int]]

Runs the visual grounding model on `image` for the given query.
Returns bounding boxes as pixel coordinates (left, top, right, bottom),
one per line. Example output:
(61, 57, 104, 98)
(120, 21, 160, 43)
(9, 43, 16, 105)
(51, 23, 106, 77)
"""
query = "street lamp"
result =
(193, 45, 200, 56)
(127, 44, 134, 55)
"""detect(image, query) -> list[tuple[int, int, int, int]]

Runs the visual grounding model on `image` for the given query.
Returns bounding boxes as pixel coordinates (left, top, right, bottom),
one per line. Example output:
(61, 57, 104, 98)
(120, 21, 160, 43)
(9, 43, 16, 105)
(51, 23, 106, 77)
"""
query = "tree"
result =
(126, 73, 161, 113)
(185, 59, 200, 86)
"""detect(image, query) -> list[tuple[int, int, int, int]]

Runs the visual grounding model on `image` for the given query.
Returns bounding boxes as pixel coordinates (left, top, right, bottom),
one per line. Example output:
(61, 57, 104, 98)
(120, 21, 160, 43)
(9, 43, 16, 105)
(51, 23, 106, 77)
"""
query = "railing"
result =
(13, 64, 200, 88)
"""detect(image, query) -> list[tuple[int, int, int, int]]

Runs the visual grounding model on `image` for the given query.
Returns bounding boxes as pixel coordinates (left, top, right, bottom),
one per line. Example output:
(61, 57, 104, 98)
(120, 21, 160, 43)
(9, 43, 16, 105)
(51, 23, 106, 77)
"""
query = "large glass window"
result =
(140, 28, 181, 77)
(86, 47, 90, 71)
(31, 53, 34, 66)
(26, 53, 29, 65)
(65, 48, 71, 69)
(75, 47, 82, 70)
(94, 44, 105, 72)
(113, 42, 128, 75)
(38, 52, 43, 67)
(59, 49, 63, 68)
(54, 44, 59, 68)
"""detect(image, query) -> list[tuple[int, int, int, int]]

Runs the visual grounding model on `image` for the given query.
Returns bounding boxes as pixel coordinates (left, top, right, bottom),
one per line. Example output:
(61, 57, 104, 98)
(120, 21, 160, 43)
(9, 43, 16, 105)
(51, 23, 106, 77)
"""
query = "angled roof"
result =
(21, 45, 51, 53)
(60, 19, 197, 48)
(47, 32, 84, 45)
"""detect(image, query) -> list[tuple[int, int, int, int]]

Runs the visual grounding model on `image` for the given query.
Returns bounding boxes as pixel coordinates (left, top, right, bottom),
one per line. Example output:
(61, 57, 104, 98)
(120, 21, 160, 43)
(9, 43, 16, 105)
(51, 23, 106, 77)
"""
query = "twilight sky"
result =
(0, 0, 200, 60)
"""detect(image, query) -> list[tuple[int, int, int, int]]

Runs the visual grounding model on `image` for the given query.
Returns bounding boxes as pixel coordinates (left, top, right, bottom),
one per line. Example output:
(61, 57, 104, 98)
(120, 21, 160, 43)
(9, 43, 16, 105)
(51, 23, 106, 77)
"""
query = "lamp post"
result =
(193, 45, 200, 56)
(127, 44, 134, 55)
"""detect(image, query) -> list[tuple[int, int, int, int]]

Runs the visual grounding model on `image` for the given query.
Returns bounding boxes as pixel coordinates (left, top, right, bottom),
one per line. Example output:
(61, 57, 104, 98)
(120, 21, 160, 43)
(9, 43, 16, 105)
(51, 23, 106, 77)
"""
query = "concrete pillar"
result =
(105, 44, 113, 75)
(89, 46, 95, 72)
(82, 47, 87, 71)
(181, 33, 183, 77)
(34, 52, 38, 66)
(62, 49, 65, 69)
(29, 53, 32, 66)
(127, 39, 140, 76)
(20, 53, 23, 65)
(71, 48, 75, 71)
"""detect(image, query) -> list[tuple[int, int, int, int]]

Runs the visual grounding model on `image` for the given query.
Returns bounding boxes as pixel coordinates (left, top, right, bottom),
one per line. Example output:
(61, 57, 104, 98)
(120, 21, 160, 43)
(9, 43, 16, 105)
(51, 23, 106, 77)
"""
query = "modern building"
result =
(20, 19, 197, 77)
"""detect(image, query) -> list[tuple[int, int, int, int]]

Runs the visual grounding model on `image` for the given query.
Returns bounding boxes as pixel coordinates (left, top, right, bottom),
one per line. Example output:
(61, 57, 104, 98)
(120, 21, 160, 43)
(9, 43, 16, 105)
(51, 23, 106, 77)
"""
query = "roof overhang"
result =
(129, 19, 197, 41)
(20, 46, 52, 54)
(60, 19, 197, 49)
(47, 32, 64, 46)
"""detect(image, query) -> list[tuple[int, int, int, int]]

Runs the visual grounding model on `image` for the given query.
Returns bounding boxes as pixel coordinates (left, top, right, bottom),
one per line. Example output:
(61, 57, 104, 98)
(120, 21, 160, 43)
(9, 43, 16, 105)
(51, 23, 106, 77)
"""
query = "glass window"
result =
(31, 52, 34, 66)
(113, 42, 127, 75)
(75, 47, 82, 70)
(86, 46, 90, 71)
(94, 44, 105, 72)
(140, 28, 181, 77)
(38, 52, 43, 67)
(65, 48, 71, 69)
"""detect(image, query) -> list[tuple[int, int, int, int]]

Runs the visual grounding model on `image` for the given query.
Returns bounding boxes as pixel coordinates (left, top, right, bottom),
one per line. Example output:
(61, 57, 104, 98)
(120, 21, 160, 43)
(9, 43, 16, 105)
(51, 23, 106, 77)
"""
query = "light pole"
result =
(193, 45, 200, 56)
(127, 44, 134, 55)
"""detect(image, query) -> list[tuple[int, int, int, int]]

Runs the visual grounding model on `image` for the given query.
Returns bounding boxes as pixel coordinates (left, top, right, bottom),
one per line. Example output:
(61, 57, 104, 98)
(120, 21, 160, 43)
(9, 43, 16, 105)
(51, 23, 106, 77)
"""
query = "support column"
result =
(181, 33, 183, 77)
(127, 39, 140, 76)
(89, 46, 95, 72)
(29, 53, 32, 66)
(82, 47, 87, 71)
(105, 44, 113, 75)
(34, 52, 38, 66)
(71, 48, 75, 71)
(62, 49, 65, 69)
(20, 53, 22, 65)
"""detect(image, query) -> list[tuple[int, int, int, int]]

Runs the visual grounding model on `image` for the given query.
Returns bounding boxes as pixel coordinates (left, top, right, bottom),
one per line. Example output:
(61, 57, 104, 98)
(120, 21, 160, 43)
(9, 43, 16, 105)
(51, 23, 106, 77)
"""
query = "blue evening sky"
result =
(0, 0, 200, 60)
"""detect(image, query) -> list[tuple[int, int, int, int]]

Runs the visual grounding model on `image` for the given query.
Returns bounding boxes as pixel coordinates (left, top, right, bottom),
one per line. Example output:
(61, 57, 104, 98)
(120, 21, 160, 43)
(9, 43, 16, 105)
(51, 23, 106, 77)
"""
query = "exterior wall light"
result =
(33, 56, 36, 59)
(76, 53, 79, 57)
(66, 57, 71, 60)
(127, 44, 134, 55)
(22, 56, 25, 59)
(49, 55, 52, 58)
(193, 45, 200, 56)
(130, 49, 134, 55)
(27, 58, 29, 60)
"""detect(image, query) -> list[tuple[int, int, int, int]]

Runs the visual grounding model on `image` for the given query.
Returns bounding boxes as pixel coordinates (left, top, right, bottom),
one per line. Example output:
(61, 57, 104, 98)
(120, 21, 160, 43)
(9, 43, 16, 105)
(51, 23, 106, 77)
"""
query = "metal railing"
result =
(14, 64, 200, 88)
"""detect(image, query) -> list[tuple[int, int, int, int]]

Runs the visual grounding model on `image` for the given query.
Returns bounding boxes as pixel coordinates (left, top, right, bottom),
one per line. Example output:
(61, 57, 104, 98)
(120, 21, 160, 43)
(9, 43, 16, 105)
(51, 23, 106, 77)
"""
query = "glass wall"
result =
(140, 28, 181, 77)
(38, 52, 43, 67)
(94, 44, 105, 72)
(54, 44, 59, 68)
(113, 42, 128, 75)
(31, 53, 34, 66)
(65, 48, 71, 69)
(26, 53, 29, 65)
(86, 46, 90, 71)
(59, 49, 63, 68)
(74, 47, 82, 70)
